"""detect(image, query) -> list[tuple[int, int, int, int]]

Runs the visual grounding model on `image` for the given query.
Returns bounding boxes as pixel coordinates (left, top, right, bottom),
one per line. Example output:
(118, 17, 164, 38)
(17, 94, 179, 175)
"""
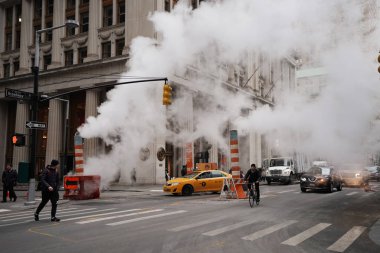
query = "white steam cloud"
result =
(79, 0, 380, 185)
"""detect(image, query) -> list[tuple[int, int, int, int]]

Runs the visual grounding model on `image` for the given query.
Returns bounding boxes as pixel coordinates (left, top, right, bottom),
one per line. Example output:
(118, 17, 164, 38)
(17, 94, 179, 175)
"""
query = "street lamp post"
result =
(26, 20, 79, 205)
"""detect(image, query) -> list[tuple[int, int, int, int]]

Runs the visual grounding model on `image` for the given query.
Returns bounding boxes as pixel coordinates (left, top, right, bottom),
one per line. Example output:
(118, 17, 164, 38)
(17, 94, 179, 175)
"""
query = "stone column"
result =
(49, 0, 65, 69)
(84, 0, 101, 62)
(17, 0, 33, 75)
(249, 130, 262, 168)
(112, 0, 117, 26)
(11, 4, 16, 50)
(45, 99, 63, 166)
(12, 102, 29, 171)
(84, 90, 100, 159)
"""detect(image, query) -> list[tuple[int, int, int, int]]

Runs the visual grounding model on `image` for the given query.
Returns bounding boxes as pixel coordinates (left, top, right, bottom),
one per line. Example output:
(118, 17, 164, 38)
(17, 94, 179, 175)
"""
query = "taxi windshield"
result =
(182, 172, 200, 179)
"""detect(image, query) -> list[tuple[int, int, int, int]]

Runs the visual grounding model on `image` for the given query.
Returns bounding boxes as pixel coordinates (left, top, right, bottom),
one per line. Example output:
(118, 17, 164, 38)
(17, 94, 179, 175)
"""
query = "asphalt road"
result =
(1, 182, 379, 253)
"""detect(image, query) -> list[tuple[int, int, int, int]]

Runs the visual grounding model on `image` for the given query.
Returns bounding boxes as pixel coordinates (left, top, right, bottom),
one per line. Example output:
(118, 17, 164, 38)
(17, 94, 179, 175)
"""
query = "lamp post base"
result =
(24, 178, 37, 206)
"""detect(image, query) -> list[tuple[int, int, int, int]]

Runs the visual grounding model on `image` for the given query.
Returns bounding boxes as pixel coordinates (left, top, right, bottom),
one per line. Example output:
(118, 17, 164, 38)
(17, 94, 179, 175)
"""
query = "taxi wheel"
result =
(182, 185, 193, 196)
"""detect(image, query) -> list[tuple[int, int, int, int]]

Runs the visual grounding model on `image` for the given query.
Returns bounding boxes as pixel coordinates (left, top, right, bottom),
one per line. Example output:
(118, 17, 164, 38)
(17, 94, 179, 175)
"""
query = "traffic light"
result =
(162, 84, 172, 105)
(12, 133, 25, 147)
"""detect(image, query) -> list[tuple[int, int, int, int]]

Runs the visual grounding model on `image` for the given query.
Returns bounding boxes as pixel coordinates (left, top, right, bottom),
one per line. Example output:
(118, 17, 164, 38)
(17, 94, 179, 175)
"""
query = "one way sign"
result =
(26, 121, 47, 129)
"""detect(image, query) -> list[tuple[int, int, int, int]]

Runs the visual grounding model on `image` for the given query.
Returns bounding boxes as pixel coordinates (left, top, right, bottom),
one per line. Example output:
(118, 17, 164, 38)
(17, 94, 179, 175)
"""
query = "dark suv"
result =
(300, 166, 343, 193)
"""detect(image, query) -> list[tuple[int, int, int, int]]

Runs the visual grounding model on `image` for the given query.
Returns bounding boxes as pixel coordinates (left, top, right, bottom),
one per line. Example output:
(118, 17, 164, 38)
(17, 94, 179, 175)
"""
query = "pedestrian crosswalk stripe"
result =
(278, 190, 296, 194)
(346, 192, 358, 196)
(202, 219, 259, 236)
(106, 210, 187, 226)
(0, 208, 78, 219)
(1, 208, 97, 222)
(0, 208, 91, 221)
(168, 217, 225, 232)
(281, 223, 331, 246)
(327, 226, 366, 252)
(242, 220, 298, 241)
(0, 209, 10, 213)
(63, 209, 142, 222)
(76, 209, 164, 224)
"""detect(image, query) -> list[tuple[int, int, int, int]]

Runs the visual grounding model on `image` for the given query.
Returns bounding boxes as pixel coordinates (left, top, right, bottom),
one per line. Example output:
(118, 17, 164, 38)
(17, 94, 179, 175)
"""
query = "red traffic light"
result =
(12, 133, 25, 146)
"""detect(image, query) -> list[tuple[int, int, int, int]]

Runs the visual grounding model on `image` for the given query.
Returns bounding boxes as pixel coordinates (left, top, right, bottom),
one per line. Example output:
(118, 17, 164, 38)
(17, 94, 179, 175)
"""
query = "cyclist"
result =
(244, 163, 261, 202)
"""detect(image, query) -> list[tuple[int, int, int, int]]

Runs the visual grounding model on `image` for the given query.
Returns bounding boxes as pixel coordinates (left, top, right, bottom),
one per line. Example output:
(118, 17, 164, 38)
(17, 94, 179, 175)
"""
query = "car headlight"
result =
(283, 169, 290, 175)
(171, 182, 179, 186)
(301, 177, 306, 182)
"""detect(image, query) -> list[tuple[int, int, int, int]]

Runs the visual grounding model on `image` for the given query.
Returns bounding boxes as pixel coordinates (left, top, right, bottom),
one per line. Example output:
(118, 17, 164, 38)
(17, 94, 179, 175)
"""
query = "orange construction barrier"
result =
(63, 175, 100, 200)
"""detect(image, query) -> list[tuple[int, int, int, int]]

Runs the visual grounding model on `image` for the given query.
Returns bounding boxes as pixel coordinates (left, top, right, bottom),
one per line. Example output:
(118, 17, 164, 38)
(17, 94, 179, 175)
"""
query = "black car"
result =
(300, 166, 343, 193)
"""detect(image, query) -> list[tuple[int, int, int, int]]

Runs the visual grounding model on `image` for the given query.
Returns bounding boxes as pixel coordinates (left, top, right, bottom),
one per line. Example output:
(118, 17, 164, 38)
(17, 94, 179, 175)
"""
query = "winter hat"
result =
(50, 159, 59, 166)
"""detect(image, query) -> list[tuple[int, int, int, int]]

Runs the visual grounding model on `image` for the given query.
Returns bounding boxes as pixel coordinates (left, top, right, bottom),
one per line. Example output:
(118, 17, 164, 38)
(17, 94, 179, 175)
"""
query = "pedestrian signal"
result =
(162, 84, 172, 105)
(12, 133, 26, 147)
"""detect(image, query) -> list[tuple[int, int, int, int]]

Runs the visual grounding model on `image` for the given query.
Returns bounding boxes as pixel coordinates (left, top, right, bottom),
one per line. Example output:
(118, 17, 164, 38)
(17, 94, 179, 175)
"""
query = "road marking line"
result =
(0, 209, 10, 212)
(63, 209, 141, 222)
(1, 208, 95, 222)
(278, 190, 296, 194)
(169, 217, 225, 232)
(281, 223, 331, 246)
(203, 219, 260, 236)
(327, 226, 366, 252)
(346, 192, 358, 196)
(150, 190, 164, 192)
(76, 209, 163, 224)
(242, 220, 298, 241)
(0, 208, 78, 221)
(0, 208, 78, 219)
(106, 210, 187, 226)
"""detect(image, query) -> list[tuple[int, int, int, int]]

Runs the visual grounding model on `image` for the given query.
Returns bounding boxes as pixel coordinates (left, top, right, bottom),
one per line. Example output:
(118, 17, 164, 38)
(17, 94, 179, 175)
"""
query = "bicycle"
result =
(247, 182, 260, 208)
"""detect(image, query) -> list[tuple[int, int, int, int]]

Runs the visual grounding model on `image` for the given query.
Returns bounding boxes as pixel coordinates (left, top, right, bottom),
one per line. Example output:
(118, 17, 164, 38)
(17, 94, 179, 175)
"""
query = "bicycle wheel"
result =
(248, 190, 255, 208)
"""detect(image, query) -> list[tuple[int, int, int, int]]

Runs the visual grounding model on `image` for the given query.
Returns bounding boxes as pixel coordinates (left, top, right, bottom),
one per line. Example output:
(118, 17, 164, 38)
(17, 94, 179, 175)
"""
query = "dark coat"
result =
(2, 169, 18, 187)
(40, 166, 59, 192)
(244, 168, 260, 183)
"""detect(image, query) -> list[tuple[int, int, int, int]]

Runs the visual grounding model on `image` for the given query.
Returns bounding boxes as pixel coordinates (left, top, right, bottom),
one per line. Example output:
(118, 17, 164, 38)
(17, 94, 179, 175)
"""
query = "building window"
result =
(5, 7, 13, 27)
(3, 63, 10, 78)
(78, 47, 87, 64)
(34, 25, 42, 44)
(45, 22, 53, 42)
(34, 0, 42, 19)
(80, 0, 89, 5)
(65, 50, 74, 66)
(103, 4, 113, 27)
(5, 33, 12, 51)
(118, 0, 125, 24)
(46, 0, 54, 17)
(13, 61, 19, 76)
(116, 38, 124, 56)
(102, 42, 111, 59)
(15, 4, 22, 26)
(80, 12, 89, 33)
(43, 55, 51, 70)
(66, 15, 76, 36)
(164, 0, 170, 12)
(15, 31, 21, 49)
(67, 0, 76, 10)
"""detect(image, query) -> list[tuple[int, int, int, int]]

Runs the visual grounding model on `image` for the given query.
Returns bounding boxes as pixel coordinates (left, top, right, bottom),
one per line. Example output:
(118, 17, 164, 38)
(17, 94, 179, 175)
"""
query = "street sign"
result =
(26, 121, 47, 129)
(5, 88, 33, 101)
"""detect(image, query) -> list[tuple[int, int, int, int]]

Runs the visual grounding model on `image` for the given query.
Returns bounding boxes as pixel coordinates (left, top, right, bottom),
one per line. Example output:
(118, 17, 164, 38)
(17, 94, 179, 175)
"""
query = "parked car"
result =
(163, 170, 231, 196)
(300, 166, 343, 193)
(366, 166, 380, 181)
(340, 166, 370, 187)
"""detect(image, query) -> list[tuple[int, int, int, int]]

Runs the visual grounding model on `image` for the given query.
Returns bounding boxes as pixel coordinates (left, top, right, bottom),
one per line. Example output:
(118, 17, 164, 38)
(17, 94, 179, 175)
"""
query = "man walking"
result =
(2, 163, 18, 202)
(34, 159, 60, 222)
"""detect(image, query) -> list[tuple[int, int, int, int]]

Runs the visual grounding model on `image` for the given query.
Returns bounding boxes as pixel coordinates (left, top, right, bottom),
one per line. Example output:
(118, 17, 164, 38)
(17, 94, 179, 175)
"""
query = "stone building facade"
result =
(0, 0, 297, 184)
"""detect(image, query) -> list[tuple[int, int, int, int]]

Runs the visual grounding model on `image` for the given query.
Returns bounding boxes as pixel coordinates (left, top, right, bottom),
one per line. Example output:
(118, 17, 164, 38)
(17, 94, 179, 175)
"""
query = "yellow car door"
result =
(211, 171, 226, 192)
(194, 171, 213, 192)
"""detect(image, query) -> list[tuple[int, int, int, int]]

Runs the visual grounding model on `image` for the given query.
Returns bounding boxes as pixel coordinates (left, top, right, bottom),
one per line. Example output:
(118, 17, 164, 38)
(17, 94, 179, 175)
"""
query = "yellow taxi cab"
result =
(163, 170, 231, 196)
